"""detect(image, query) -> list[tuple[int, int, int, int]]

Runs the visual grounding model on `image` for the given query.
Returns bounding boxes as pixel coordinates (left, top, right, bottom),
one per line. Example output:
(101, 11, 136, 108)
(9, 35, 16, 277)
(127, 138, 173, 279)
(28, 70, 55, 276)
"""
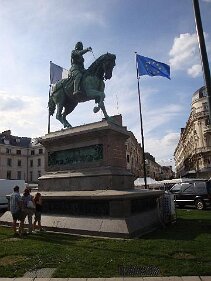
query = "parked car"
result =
(169, 180, 211, 210)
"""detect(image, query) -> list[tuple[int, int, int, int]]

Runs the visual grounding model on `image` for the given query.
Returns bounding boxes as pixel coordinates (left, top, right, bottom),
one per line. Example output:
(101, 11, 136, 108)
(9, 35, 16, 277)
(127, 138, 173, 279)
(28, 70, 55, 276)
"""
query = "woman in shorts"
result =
(33, 192, 43, 231)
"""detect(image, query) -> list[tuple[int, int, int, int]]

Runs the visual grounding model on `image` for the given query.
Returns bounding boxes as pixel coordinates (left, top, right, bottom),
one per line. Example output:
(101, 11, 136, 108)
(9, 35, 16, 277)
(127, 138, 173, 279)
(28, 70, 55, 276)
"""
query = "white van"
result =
(0, 179, 26, 209)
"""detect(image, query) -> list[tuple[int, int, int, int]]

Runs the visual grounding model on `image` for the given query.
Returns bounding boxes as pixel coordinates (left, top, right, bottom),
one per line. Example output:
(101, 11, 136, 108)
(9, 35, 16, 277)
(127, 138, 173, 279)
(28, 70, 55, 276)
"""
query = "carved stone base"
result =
(38, 115, 134, 191)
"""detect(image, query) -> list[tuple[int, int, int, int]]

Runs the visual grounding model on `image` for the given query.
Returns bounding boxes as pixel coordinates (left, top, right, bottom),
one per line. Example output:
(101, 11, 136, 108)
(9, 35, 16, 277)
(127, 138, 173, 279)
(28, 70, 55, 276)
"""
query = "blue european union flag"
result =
(136, 54, 170, 80)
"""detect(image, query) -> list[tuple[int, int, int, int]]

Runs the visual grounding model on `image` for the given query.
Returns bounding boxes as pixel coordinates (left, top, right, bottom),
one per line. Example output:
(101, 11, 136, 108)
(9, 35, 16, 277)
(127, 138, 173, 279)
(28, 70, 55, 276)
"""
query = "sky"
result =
(0, 0, 211, 169)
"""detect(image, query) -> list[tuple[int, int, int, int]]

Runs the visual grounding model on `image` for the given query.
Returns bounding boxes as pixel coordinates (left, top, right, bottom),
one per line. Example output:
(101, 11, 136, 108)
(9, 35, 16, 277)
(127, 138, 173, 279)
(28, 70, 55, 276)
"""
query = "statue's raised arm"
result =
(69, 42, 92, 95)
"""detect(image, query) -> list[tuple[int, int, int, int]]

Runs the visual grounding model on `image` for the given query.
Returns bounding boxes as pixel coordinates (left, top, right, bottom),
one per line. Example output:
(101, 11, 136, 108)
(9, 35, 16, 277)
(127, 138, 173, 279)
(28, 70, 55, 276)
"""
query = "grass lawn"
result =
(0, 208, 210, 278)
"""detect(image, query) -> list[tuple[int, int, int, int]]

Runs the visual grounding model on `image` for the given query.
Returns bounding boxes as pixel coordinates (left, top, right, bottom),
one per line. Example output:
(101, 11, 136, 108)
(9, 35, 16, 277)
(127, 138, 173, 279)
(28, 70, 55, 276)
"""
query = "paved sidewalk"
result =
(0, 277, 210, 280)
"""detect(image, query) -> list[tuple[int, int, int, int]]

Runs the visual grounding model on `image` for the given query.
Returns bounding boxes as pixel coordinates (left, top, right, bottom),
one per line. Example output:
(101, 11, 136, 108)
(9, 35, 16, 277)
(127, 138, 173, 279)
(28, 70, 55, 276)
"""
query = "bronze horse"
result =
(48, 53, 116, 128)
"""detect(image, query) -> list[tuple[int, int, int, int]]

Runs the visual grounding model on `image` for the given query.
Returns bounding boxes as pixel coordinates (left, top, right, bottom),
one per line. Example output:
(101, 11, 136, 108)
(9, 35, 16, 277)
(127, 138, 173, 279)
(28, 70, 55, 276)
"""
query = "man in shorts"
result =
(10, 186, 24, 236)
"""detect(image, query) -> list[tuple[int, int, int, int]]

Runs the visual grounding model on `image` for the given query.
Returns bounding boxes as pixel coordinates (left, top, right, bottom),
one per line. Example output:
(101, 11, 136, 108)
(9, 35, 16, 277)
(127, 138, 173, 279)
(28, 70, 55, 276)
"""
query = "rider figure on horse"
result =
(69, 41, 92, 96)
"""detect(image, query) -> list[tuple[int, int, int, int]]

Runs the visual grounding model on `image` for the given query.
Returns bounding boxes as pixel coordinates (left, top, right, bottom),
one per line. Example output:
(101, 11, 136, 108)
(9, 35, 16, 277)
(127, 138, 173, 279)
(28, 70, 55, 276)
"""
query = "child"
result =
(33, 192, 43, 231)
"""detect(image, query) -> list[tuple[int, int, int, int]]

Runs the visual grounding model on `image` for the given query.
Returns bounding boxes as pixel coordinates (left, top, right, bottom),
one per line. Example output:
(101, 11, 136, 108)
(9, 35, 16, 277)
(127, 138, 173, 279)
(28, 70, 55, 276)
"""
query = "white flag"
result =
(50, 61, 68, 84)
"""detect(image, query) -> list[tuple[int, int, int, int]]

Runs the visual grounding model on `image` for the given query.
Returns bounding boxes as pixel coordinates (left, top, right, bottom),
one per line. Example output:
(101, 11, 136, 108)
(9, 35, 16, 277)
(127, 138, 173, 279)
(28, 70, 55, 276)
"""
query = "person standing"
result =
(33, 192, 43, 231)
(22, 188, 35, 234)
(10, 186, 24, 236)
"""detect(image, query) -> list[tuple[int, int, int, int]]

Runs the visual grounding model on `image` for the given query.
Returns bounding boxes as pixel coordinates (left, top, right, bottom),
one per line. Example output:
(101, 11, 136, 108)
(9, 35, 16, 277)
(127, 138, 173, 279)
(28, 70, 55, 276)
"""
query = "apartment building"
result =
(0, 130, 45, 183)
(174, 86, 211, 178)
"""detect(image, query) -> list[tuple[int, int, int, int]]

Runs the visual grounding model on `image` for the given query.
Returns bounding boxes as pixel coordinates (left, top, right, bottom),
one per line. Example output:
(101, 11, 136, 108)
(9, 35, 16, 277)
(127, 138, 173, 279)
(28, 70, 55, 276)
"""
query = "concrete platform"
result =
(1, 189, 164, 238)
(0, 208, 161, 238)
(31, 189, 163, 200)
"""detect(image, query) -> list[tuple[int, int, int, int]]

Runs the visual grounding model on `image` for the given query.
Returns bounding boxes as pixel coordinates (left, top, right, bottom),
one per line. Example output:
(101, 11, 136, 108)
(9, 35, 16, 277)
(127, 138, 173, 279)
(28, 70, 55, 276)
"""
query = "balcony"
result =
(194, 146, 211, 154)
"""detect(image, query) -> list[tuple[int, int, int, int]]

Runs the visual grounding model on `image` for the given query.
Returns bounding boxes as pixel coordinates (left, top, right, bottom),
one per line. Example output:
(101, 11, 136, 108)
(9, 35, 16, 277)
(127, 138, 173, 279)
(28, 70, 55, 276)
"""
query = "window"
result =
(205, 118, 209, 126)
(37, 158, 41, 166)
(30, 171, 33, 182)
(17, 171, 21, 180)
(17, 160, 21, 167)
(31, 150, 35, 155)
(183, 185, 194, 193)
(38, 170, 41, 178)
(171, 184, 181, 193)
(16, 150, 21, 155)
(30, 160, 33, 167)
(127, 155, 130, 163)
(7, 171, 11, 179)
(7, 158, 12, 166)
(202, 102, 208, 111)
(194, 182, 206, 194)
(39, 149, 43, 154)
(6, 148, 11, 154)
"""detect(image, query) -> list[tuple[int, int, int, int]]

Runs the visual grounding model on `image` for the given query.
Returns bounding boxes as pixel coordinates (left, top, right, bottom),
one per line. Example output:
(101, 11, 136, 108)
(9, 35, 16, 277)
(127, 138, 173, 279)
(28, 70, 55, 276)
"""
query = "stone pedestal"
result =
(39, 115, 134, 191)
(0, 116, 165, 238)
(0, 189, 164, 238)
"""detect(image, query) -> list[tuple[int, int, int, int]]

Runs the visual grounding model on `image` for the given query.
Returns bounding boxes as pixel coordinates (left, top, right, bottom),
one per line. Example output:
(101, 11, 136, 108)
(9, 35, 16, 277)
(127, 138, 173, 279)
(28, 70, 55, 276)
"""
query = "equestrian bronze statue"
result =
(48, 43, 116, 128)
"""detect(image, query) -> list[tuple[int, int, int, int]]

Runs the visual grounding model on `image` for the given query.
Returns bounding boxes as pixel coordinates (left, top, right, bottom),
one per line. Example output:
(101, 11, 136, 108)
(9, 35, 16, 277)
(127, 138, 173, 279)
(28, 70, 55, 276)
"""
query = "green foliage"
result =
(0, 209, 210, 277)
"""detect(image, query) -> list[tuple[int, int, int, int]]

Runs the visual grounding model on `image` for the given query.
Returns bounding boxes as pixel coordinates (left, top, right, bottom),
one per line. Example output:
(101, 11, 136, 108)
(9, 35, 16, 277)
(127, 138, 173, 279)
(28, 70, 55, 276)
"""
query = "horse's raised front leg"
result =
(90, 90, 105, 114)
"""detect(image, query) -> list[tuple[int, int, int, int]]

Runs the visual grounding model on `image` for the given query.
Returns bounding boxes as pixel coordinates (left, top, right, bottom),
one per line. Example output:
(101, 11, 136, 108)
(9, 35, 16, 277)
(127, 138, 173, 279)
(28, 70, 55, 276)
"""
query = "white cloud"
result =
(0, 91, 47, 138)
(142, 104, 184, 136)
(187, 64, 202, 78)
(169, 32, 211, 78)
(145, 132, 180, 167)
(168, 33, 211, 78)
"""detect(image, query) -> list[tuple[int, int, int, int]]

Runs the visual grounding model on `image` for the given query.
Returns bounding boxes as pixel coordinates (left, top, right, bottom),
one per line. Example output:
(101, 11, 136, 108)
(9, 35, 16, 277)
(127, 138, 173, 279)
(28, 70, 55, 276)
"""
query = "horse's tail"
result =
(48, 95, 56, 116)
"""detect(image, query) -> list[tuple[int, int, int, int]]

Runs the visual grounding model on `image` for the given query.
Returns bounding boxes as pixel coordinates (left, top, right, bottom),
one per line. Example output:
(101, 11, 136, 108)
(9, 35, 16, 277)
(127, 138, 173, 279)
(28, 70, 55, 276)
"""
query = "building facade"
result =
(125, 132, 143, 178)
(0, 119, 173, 183)
(0, 130, 45, 183)
(174, 86, 211, 178)
(145, 152, 174, 180)
(0, 127, 144, 183)
(27, 143, 45, 183)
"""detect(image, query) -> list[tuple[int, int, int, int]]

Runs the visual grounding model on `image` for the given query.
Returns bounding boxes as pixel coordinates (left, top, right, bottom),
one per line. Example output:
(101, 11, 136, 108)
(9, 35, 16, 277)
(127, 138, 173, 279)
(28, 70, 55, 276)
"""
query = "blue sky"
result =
(0, 0, 211, 168)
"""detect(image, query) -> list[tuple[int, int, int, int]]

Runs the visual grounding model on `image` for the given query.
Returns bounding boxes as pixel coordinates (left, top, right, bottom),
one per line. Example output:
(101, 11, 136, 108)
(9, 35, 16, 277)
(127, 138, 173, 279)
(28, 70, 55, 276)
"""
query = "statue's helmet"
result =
(75, 41, 83, 50)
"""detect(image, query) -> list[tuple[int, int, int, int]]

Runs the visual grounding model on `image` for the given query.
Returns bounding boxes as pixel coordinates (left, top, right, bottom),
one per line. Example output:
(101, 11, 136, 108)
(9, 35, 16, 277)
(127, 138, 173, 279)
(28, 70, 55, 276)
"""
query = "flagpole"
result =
(48, 61, 52, 134)
(192, 0, 211, 123)
(135, 52, 147, 189)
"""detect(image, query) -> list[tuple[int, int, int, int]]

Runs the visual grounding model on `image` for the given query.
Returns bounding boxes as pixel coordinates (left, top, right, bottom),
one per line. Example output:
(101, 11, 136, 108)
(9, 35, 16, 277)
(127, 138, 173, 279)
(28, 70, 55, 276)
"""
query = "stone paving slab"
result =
(181, 277, 201, 281)
(14, 279, 34, 281)
(49, 278, 69, 281)
(0, 277, 210, 280)
(32, 279, 51, 281)
(143, 277, 168, 281)
(161, 277, 183, 281)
